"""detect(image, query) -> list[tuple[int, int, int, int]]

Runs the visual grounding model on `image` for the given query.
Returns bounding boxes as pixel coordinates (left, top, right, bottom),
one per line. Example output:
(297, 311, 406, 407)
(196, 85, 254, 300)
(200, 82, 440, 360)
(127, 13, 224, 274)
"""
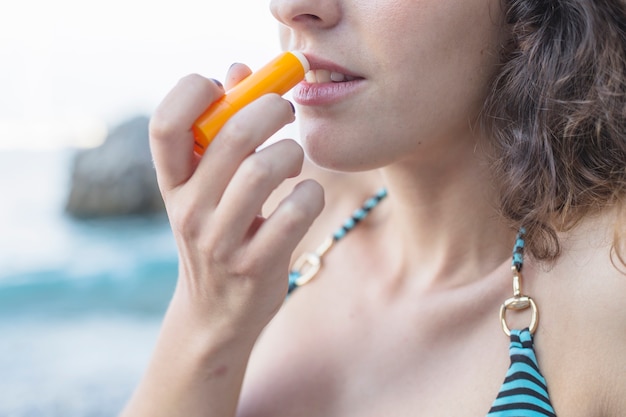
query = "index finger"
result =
(149, 74, 224, 192)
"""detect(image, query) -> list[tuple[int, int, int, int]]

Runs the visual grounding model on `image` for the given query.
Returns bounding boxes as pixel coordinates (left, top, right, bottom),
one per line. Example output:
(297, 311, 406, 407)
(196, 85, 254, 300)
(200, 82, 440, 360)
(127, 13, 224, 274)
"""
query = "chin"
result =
(297, 120, 347, 170)
(297, 117, 398, 172)
(301, 133, 383, 173)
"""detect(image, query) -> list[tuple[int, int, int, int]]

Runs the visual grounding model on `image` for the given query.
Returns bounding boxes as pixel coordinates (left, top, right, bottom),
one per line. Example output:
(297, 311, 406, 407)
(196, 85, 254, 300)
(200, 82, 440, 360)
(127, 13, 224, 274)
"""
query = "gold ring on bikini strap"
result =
(499, 268, 539, 336)
(499, 295, 539, 336)
(292, 237, 334, 287)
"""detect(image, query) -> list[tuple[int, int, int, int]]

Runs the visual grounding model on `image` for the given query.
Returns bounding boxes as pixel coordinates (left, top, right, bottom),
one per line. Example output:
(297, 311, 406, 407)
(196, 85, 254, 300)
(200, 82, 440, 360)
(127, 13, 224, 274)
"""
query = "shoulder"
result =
(575, 245, 626, 416)
(576, 235, 626, 416)
(536, 209, 626, 416)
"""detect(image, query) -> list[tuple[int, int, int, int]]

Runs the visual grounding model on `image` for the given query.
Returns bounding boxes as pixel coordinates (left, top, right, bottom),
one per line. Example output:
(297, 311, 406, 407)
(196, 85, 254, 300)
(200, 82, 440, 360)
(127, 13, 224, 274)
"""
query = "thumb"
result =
(225, 63, 253, 90)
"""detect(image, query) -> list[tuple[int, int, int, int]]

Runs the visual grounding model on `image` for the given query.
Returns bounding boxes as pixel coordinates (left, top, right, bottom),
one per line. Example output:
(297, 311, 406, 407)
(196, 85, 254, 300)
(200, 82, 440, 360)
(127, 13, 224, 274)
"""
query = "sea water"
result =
(0, 149, 178, 416)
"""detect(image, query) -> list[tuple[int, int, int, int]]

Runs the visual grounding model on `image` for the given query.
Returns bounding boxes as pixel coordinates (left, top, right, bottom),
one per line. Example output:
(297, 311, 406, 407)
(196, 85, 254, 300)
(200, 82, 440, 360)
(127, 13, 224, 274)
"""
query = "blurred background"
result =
(0, 1, 287, 415)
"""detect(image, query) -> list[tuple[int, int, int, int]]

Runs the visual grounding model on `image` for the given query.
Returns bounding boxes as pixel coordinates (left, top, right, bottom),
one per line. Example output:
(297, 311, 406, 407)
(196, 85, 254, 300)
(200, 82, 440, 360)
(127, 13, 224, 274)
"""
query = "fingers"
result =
(150, 75, 225, 192)
(225, 63, 252, 90)
(189, 94, 296, 207)
(146, 62, 321, 342)
(249, 179, 325, 263)
(211, 139, 305, 247)
(151, 65, 307, 271)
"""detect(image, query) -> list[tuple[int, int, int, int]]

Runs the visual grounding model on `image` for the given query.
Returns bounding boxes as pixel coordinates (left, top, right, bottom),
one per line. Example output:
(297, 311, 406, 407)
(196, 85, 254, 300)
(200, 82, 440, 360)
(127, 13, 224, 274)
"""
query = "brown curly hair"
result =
(483, 0, 626, 261)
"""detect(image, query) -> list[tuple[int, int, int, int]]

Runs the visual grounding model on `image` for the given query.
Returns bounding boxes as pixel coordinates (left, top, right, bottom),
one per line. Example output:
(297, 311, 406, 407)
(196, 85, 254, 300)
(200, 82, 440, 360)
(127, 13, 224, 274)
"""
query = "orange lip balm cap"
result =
(192, 51, 310, 154)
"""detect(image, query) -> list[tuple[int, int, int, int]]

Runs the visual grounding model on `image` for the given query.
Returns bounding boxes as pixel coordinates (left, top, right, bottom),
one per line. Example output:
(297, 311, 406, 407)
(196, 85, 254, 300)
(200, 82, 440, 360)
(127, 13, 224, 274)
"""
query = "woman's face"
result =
(270, 0, 508, 172)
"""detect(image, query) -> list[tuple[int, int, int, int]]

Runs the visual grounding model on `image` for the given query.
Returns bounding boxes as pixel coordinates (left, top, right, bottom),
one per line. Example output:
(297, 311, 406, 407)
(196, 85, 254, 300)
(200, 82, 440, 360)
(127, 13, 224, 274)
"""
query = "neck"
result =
(375, 135, 514, 290)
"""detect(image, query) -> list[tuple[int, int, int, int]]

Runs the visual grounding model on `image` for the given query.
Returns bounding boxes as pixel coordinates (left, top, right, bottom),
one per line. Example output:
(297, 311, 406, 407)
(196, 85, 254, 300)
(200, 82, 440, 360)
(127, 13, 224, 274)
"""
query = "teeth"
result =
(315, 70, 332, 83)
(305, 71, 317, 83)
(330, 72, 345, 82)
(305, 69, 357, 83)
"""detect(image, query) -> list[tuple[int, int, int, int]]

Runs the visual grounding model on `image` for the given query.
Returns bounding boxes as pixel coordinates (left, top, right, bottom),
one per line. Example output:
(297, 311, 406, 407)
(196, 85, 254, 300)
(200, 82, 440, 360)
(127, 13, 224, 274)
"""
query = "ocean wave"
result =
(0, 257, 178, 319)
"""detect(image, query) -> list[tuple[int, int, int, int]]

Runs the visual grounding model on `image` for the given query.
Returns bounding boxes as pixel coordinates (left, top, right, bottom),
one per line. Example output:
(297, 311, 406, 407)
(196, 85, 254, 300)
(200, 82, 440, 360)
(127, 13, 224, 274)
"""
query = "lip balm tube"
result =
(192, 51, 310, 155)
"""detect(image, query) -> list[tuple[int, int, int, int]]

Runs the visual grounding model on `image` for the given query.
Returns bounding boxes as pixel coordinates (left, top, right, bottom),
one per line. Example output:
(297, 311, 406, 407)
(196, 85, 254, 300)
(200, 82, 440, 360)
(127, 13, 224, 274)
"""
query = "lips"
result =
(294, 54, 365, 106)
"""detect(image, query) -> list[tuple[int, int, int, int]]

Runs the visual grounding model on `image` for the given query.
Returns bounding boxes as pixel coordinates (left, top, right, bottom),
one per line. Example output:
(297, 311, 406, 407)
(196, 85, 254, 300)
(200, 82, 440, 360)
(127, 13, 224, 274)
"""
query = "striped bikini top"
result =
(488, 328, 556, 416)
(288, 189, 557, 416)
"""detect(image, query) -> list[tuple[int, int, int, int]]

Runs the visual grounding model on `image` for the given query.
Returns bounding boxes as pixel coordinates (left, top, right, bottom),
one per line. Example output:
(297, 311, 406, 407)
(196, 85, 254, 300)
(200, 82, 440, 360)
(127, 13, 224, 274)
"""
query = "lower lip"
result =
(292, 80, 364, 106)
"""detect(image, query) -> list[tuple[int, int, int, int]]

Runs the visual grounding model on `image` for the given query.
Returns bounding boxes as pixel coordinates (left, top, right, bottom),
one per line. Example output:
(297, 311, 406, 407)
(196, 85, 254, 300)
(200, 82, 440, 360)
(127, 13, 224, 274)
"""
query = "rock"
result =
(65, 116, 164, 218)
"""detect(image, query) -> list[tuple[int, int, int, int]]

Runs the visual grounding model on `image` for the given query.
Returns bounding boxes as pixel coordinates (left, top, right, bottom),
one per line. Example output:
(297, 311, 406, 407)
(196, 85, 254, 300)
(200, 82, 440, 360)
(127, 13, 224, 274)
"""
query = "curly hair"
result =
(483, 0, 626, 261)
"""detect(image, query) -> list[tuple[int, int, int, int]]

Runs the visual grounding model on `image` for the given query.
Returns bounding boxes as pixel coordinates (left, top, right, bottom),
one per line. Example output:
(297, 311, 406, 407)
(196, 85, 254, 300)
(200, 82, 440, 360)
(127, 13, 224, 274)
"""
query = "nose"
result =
(270, 0, 341, 30)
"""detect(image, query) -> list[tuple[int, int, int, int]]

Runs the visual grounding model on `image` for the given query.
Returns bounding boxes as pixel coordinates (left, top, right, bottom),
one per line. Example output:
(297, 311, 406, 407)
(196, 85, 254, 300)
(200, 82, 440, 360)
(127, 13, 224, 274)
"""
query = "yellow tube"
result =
(192, 51, 310, 155)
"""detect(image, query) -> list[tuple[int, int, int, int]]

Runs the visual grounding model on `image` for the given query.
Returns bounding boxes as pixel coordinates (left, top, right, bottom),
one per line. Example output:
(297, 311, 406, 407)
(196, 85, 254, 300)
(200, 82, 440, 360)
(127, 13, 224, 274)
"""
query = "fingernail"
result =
(288, 100, 296, 115)
(228, 62, 241, 71)
(210, 78, 223, 88)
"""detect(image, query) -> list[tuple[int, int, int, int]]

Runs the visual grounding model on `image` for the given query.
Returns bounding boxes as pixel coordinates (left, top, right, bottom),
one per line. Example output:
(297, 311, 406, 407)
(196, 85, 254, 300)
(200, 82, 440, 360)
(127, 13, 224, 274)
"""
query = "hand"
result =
(150, 63, 324, 339)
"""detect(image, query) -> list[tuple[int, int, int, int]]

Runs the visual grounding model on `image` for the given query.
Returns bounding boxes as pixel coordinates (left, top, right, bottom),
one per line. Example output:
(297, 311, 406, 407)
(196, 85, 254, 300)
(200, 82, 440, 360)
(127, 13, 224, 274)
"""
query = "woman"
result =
(122, 0, 626, 415)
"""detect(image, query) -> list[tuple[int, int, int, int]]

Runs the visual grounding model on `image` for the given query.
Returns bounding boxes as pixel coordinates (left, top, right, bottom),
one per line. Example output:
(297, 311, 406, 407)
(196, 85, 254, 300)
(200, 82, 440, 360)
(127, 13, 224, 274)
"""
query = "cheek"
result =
(378, 1, 505, 129)
(297, 0, 507, 171)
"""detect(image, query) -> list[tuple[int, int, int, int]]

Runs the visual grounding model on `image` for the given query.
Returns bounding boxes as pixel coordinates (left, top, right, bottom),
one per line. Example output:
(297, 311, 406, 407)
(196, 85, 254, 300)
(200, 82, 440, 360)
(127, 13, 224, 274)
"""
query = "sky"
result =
(0, 0, 282, 150)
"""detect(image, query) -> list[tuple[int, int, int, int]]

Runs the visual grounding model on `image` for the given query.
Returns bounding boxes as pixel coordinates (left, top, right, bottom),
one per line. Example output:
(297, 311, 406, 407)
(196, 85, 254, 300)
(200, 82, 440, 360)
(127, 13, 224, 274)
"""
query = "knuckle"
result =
(208, 248, 255, 281)
(172, 210, 232, 265)
(148, 114, 176, 143)
(213, 95, 294, 152)
(219, 251, 246, 277)
(218, 117, 255, 149)
(204, 240, 232, 265)
(239, 156, 274, 187)
(228, 254, 255, 276)
(168, 203, 202, 241)
(281, 199, 310, 229)
(151, 74, 220, 143)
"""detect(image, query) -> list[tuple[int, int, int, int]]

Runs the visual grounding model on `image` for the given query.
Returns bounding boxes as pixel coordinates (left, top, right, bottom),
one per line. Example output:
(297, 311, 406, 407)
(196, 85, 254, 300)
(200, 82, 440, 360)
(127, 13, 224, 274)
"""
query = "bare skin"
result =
(241, 197, 626, 416)
(121, 0, 626, 415)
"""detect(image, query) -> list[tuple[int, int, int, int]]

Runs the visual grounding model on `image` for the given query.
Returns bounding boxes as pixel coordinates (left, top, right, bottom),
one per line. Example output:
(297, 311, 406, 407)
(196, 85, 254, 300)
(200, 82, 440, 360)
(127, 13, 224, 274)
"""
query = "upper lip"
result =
(301, 53, 364, 79)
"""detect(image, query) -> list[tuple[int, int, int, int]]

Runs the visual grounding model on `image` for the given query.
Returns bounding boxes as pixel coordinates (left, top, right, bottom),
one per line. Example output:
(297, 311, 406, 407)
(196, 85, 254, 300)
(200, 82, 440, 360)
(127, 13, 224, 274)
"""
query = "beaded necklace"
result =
(288, 187, 388, 294)
(287, 189, 538, 338)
